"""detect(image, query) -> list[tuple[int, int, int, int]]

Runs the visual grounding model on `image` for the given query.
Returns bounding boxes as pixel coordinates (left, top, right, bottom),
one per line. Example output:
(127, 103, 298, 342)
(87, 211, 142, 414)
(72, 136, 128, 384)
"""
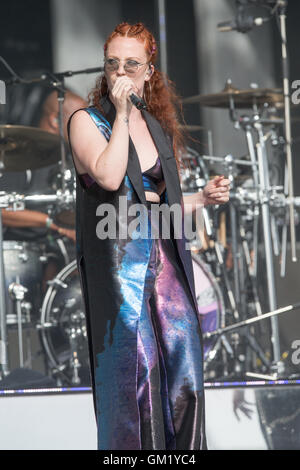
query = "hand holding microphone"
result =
(111, 76, 147, 116)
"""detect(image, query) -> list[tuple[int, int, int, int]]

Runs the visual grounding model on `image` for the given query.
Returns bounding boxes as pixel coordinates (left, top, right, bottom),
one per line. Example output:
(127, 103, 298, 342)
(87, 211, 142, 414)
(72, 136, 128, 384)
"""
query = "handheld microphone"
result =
(129, 93, 147, 111)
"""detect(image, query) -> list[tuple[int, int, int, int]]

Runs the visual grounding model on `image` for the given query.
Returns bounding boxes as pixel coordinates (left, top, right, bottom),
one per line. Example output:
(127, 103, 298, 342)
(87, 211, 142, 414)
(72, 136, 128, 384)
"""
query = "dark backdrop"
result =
(120, 0, 201, 127)
(0, 0, 53, 126)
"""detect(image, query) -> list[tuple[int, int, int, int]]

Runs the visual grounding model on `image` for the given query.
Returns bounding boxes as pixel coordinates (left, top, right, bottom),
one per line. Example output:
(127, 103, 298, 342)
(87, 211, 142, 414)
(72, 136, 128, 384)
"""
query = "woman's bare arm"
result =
(69, 76, 138, 191)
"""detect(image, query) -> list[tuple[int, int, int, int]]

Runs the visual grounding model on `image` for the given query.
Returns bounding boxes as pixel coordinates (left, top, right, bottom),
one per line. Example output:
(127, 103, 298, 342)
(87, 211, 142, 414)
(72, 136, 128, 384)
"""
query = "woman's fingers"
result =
(112, 76, 137, 99)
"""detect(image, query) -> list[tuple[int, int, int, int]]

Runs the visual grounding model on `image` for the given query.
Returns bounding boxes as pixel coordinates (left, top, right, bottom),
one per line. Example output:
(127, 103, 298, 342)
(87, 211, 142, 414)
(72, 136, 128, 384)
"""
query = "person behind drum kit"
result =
(1, 89, 87, 244)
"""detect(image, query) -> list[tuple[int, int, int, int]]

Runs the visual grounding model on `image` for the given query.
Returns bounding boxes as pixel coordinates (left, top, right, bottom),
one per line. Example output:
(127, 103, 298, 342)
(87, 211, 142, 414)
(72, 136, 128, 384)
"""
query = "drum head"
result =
(40, 260, 90, 385)
(192, 253, 225, 361)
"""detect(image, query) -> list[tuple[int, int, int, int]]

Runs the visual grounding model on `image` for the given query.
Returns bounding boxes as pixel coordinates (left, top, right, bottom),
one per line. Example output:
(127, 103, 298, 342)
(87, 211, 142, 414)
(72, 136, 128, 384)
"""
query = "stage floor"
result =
(0, 381, 299, 450)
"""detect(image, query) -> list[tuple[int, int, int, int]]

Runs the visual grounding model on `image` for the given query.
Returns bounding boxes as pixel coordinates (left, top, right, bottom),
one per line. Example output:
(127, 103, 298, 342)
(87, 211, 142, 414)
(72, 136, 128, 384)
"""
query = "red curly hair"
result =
(88, 22, 186, 172)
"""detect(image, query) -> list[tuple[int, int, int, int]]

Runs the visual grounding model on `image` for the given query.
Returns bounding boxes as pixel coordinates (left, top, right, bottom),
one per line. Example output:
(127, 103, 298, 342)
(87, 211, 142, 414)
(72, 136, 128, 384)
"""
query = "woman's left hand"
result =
(202, 175, 230, 206)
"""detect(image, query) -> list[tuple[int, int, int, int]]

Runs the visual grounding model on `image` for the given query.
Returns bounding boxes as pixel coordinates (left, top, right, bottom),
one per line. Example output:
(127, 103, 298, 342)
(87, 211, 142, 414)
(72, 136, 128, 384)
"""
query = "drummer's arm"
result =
(1, 209, 58, 230)
(1, 209, 76, 242)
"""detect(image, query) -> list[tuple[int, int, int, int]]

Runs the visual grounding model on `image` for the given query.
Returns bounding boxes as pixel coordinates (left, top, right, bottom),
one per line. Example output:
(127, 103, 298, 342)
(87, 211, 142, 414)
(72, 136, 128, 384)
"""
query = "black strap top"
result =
(142, 156, 164, 193)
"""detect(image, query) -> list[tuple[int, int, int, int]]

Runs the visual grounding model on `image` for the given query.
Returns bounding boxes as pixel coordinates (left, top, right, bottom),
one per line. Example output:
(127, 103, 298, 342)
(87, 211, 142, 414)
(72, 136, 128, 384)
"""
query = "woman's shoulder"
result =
(68, 106, 112, 144)
(69, 106, 104, 122)
(69, 106, 110, 129)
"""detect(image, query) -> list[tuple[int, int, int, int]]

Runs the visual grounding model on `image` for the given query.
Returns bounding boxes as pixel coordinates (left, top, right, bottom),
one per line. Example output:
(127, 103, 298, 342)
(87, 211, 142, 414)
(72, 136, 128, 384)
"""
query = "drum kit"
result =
(181, 78, 300, 381)
(0, 121, 88, 385)
(0, 53, 299, 387)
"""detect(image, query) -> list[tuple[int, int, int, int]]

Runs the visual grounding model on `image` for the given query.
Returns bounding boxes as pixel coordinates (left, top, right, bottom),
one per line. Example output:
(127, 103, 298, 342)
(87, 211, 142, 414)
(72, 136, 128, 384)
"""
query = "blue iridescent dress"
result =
(68, 95, 206, 450)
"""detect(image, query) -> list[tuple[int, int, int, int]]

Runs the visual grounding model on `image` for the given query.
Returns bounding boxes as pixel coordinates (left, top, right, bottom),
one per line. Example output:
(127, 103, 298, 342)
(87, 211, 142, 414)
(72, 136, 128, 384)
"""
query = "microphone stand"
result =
(4, 66, 104, 86)
(6, 66, 104, 194)
(43, 67, 104, 193)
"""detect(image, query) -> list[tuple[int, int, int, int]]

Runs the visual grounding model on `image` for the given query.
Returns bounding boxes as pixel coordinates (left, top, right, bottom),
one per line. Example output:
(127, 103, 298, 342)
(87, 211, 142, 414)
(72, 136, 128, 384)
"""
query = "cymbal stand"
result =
(227, 93, 284, 375)
(278, 1, 297, 262)
(243, 118, 260, 277)
(43, 72, 68, 194)
(280, 167, 289, 277)
(222, 154, 272, 373)
(226, 155, 244, 315)
(254, 121, 283, 374)
(228, 98, 263, 316)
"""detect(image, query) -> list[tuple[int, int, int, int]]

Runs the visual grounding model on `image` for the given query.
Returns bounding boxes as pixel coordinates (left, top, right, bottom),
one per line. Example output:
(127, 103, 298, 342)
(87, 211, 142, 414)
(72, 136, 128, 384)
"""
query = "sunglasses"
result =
(104, 58, 150, 74)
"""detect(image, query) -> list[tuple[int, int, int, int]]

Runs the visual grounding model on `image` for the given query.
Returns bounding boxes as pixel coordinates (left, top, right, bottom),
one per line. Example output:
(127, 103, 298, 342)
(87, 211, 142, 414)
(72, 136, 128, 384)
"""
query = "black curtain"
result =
(120, 0, 200, 127)
(0, 0, 53, 126)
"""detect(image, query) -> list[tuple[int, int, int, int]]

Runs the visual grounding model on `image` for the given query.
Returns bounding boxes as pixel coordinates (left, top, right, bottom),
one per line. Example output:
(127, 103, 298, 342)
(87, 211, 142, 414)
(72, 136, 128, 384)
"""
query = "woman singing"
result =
(68, 22, 229, 451)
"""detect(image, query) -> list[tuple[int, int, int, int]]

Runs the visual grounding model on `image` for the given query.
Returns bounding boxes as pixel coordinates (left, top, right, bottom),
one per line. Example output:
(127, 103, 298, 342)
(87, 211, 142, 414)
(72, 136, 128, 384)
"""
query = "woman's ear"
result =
(145, 64, 155, 81)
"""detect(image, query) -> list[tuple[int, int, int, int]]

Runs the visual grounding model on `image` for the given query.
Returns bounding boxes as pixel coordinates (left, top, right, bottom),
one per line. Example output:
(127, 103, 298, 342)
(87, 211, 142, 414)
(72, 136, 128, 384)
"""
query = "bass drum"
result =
(191, 253, 225, 362)
(39, 260, 90, 385)
(40, 255, 224, 384)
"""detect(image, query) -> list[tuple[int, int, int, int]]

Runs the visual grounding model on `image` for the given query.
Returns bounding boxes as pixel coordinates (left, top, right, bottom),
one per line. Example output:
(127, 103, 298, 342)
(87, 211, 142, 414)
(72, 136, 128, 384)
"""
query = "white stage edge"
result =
(0, 387, 270, 450)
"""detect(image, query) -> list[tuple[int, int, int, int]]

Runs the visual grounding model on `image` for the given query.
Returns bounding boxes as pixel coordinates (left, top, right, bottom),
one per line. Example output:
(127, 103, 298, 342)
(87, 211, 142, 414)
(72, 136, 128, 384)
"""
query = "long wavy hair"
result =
(88, 22, 186, 172)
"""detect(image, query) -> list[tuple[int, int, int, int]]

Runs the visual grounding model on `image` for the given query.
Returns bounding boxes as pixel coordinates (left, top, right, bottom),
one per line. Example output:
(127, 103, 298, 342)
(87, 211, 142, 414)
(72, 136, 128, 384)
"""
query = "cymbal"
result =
(0, 125, 61, 172)
(178, 124, 205, 132)
(181, 82, 283, 108)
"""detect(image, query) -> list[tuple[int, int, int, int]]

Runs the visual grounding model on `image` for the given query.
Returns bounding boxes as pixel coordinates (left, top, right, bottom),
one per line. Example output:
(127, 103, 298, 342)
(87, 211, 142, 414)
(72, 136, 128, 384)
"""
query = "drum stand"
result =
(8, 278, 28, 368)
(214, 99, 292, 377)
(69, 332, 81, 385)
(204, 299, 300, 377)
(0, 191, 32, 374)
(0, 196, 9, 377)
(202, 153, 272, 377)
(254, 121, 283, 374)
(237, 112, 285, 375)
